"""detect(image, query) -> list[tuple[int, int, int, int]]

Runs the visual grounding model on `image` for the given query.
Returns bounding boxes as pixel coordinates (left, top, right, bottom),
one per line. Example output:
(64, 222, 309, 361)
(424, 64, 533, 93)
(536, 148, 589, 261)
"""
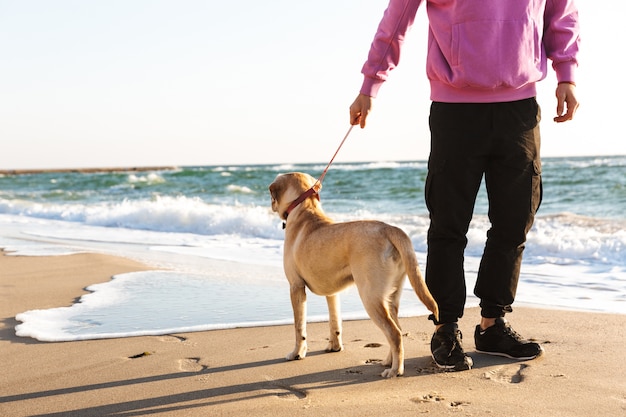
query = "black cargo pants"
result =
(425, 98, 542, 324)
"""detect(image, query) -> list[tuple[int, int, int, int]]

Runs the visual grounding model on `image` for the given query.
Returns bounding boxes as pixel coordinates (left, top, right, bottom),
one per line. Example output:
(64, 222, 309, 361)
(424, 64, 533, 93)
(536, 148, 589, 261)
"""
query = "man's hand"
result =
(554, 82, 579, 123)
(349, 93, 374, 128)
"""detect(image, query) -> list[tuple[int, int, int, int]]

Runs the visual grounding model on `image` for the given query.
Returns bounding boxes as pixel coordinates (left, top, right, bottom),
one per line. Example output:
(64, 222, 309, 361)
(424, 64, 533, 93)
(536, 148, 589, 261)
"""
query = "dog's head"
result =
(268, 172, 321, 220)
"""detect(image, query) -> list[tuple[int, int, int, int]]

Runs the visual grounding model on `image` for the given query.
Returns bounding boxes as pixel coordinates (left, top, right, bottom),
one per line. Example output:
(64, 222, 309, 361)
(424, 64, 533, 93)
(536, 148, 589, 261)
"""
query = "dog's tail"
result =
(388, 227, 439, 322)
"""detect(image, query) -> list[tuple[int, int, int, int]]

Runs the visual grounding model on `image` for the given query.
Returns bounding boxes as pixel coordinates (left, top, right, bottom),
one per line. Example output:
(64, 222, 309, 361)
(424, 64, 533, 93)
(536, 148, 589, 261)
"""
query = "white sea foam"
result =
(127, 172, 165, 184)
(3, 207, 625, 342)
(0, 197, 282, 239)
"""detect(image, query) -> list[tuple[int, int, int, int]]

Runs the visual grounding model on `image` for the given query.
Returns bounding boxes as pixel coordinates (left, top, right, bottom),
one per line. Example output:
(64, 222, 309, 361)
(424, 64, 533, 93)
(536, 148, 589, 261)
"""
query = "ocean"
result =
(1, 156, 625, 342)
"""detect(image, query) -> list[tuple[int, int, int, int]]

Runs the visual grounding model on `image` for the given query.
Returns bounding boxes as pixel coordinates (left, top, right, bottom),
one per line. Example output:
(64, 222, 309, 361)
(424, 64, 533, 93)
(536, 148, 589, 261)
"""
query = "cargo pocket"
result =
(531, 159, 542, 214)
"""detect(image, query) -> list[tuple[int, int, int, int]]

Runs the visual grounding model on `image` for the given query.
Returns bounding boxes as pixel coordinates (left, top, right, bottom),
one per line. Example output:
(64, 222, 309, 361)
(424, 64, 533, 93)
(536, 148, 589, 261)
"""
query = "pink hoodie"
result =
(361, 0, 580, 103)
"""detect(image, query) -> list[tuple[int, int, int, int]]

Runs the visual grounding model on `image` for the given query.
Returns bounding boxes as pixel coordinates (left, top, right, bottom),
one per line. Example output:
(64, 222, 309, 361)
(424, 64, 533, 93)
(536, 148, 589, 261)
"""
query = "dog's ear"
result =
(269, 182, 280, 202)
(269, 176, 286, 212)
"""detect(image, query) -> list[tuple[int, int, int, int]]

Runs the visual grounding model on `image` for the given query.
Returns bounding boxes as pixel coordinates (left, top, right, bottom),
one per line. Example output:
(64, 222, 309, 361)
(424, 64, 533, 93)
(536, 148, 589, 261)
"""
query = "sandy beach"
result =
(1, 251, 625, 417)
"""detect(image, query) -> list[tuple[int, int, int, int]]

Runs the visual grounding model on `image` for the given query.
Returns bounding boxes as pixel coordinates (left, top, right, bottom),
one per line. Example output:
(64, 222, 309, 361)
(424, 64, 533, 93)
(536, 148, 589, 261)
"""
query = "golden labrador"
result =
(269, 172, 439, 377)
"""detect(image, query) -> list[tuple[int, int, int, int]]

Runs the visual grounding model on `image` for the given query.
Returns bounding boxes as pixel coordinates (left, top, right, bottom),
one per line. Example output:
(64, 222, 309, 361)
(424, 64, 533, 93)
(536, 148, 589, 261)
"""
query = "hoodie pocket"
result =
(450, 19, 542, 89)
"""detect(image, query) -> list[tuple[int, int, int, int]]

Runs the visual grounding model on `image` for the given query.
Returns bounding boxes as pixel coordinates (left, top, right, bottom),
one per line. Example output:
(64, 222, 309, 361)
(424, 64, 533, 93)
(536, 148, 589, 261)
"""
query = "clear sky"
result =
(0, 1, 621, 170)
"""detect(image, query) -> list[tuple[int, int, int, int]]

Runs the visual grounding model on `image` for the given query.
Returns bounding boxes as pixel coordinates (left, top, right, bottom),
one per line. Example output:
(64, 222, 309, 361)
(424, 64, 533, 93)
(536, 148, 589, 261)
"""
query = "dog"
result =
(269, 172, 439, 377)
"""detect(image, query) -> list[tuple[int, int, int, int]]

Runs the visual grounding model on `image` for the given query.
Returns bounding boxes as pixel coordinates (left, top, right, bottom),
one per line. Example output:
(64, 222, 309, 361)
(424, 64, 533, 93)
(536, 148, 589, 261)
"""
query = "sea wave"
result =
(1, 196, 624, 269)
(526, 213, 626, 266)
(0, 196, 281, 239)
(549, 155, 626, 169)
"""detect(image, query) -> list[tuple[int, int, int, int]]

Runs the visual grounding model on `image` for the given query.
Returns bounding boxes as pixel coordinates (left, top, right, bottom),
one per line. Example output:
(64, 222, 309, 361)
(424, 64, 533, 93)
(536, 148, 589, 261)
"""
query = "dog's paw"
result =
(381, 367, 403, 378)
(325, 341, 344, 353)
(286, 350, 307, 361)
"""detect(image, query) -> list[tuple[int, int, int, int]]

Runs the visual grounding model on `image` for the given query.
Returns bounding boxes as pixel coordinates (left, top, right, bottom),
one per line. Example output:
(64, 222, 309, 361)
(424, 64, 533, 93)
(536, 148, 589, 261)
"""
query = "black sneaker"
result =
(431, 323, 473, 371)
(474, 317, 544, 360)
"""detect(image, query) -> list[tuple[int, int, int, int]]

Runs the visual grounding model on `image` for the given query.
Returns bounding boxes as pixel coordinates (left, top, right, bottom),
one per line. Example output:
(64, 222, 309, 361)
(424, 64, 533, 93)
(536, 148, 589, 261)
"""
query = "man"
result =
(349, 0, 579, 371)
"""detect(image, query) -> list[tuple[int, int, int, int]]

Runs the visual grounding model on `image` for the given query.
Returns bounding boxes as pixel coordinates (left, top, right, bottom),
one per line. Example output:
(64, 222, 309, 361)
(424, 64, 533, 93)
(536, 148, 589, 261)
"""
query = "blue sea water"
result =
(1, 156, 625, 341)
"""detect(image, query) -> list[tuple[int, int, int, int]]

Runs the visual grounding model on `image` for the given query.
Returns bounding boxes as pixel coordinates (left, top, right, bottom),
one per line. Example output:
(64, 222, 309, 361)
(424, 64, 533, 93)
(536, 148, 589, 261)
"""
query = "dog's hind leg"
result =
(382, 287, 403, 369)
(287, 284, 308, 361)
(361, 297, 404, 378)
(325, 294, 344, 353)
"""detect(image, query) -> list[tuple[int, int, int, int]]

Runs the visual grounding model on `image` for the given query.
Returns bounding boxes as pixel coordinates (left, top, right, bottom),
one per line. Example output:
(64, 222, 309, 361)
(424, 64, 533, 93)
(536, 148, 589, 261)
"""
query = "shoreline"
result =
(1, 251, 625, 416)
(0, 166, 179, 175)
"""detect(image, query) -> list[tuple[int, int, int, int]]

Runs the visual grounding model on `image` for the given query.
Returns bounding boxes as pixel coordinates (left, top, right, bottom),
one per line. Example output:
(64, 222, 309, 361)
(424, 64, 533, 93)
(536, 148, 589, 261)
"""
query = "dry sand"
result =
(1, 251, 625, 416)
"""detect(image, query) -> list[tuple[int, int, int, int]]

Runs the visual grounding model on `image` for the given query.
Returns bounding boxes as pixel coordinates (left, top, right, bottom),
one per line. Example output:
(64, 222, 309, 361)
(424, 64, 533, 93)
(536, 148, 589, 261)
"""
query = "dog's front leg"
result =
(287, 284, 307, 360)
(325, 294, 344, 353)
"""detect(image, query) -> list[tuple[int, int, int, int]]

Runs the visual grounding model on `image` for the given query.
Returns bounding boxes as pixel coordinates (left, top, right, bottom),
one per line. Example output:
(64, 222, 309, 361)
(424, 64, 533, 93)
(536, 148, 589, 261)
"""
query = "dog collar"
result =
(282, 187, 319, 227)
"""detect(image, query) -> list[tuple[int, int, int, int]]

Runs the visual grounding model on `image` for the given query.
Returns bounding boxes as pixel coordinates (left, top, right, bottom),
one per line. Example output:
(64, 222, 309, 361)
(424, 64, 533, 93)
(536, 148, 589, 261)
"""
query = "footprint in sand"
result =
(483, 364, 528, 384)
(158, 335, 197, 347)
(412, 393, 470, 408)
(178, 357, 205, 372)
(158, 335, 187, 343)
(412, 392, 446, 403)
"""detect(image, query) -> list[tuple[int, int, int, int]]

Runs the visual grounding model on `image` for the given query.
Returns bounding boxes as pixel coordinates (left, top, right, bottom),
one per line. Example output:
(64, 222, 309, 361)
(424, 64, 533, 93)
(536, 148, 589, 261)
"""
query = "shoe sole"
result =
(431, 355, 473, 371)
(475, 348, 544, 360)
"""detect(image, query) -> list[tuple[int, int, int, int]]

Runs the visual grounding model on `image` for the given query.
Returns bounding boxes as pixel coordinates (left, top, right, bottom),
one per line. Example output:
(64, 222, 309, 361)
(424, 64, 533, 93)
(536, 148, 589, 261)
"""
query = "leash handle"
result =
(313, 124, 354, 190)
